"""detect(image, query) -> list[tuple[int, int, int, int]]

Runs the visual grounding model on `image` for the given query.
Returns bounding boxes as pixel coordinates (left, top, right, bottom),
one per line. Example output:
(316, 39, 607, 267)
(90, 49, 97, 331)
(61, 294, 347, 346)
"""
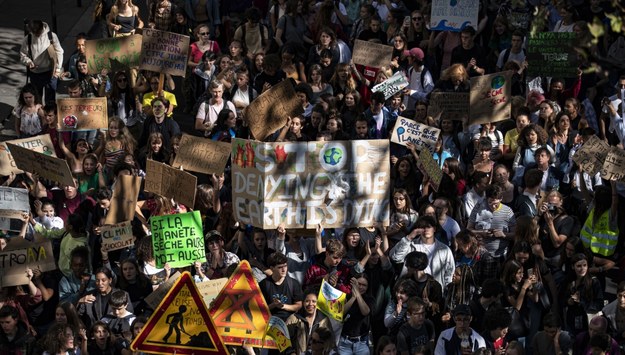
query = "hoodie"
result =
(19, 22, 64, 74)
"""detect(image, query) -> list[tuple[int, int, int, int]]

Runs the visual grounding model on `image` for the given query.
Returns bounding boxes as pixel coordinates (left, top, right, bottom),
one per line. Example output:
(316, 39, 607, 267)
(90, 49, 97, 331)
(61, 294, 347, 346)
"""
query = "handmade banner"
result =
(100, 221, 134, 252)
(417, 148, 443, 191)
(231, 139, 391, 229)
(390, 117, 441, 153)
(172, 134, 231, 175)
(151, 211, 205, 268)
(352, 40, 393, 68)
(527, 32, 578, 78)
(85, 34, 142, 74)
(140, 28, 190, 77)
(372, 71, 409, 100)
(209, 261, 275, 348)
(264, 317, 292, 352)
(0, 210, 27, 233)
(57, 97, 108, 131)
(430, 0, 479, 32)
(0, 187, 29, 212)
(469, 71, 512, 125)
(0, 236, 56, 287)
(316, 280, 346, 322)
(145, 160, 197, 208)
(0, 134, 57, 176)
(243, 79, 303, 141)
(104, 175, 141, 225)
(6, 143, 75, 187)
(196, 278, 228, 307)
(572, 136, 610, 176)
(427, 92, 470, 121)
(600, 147, 625, 182)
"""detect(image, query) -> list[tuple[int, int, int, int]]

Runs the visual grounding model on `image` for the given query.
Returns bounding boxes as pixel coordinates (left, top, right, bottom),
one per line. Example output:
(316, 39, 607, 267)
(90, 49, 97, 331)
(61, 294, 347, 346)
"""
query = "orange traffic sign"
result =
(208, 260, 276, 348)
(131, 272, 227, 355)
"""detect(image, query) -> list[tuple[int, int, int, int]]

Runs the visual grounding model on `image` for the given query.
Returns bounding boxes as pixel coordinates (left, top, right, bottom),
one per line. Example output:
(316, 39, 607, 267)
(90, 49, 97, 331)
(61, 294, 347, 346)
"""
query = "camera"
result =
(547, 203, 556, 212)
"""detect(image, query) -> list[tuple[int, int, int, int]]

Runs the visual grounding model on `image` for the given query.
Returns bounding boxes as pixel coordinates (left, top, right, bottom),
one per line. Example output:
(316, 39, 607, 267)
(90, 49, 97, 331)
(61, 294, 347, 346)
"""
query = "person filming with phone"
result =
(537, 190, 578, 274)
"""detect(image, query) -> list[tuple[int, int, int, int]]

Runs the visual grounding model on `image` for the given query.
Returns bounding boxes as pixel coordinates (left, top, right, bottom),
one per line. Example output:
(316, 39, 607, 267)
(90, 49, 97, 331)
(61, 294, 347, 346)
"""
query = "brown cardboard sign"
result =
(100, 221, 134, 252)
(139, 29, 190, 77)
(7, 143, 75, 187)
(469, 71, 512, 125)
(352, 40, 393, 68)
(104, 175, 142, 225)
(0, 236, 56, 287)
(57, 97, 108, 131)
(85, 34, 142, 74)
(145, 160, 197, 208)
(0, 134, 57, 175)
(172, 134, 231, 175)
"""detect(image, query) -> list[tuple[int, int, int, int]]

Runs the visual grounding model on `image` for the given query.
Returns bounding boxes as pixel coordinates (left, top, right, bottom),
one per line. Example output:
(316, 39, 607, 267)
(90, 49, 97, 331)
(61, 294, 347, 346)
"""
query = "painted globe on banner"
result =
(323, 147, 343, 166)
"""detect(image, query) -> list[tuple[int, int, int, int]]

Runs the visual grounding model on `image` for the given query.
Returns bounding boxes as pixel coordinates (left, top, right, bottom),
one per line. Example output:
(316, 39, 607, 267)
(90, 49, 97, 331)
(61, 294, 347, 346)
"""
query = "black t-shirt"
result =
(341, 294, 375, 337)
(450, 44, 487, 77)
(259, 276, 304, 321)
(539, 214, 574, 258)
(397, 320, 435, 354)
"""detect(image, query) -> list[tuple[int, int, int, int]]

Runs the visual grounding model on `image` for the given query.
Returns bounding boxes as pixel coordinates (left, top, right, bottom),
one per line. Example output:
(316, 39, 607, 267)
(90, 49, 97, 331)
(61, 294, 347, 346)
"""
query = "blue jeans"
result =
(337, 335, 369, 355)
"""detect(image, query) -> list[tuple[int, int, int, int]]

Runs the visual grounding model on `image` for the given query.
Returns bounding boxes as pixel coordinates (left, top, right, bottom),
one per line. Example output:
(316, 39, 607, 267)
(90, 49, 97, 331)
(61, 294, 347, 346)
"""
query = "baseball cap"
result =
(453, 304, 472, 317)
(402, 47, 424, 61)
(205, 230, 223, 242)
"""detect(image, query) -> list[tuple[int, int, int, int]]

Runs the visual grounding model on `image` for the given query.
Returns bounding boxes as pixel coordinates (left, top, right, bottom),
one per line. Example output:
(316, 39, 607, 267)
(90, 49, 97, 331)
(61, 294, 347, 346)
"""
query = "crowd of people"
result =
(3, 0, 625, 354)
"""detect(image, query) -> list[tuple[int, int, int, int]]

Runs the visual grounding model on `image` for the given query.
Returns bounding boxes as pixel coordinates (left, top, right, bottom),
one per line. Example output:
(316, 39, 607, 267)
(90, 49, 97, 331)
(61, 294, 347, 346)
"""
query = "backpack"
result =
(408, 66, 431, 96)
(26, 31, 56, 81)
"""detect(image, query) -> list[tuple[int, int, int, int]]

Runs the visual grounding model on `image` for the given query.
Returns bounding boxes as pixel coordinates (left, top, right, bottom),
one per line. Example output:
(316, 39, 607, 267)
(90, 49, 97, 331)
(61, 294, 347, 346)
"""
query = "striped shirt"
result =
(469, 200, 516, 257)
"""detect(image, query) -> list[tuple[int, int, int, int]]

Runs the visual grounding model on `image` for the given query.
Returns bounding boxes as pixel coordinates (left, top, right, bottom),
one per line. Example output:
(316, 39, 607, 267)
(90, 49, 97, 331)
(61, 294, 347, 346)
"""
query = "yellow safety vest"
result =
(580, 208, 619, 257)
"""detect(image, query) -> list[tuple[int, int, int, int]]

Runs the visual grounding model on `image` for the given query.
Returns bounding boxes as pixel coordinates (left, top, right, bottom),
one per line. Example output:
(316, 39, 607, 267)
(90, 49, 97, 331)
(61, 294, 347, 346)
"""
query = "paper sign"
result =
(417, 149, 443, 191)
(0, 210, 27, 233)
(140, 29, 190, 77)
(196, 278, 228, 307)
(430, 0, 479, 32)
(57, 97, 108, 131)
(390, 117, 441, 153)
(428, 92, 470, 121)
(600, 147, 625, 182)
(316, 280, 346, 322)
(85, 34, 142, 74)
(572, 136, 610, 176)
(172, 134, 231, 175)
(0, 236, 56, 287)
(231, 139, 391, 229)
(6, 143, 75, 187)
(0, 134, 57, 175)
(527, 32, 578, 78)
(264, 316, 292, 352)
(372, 71, 409, 100)
(131, 272, 228, 355)
(145, 160, 197, 208)
(208, 261, 276, 349)
(104, 175, 141, 225)
(469, 71, 512, 125)
(0, 187, 29, 212)
(243, 79, 303, 141)
(100, 221, 134, 252)
(150, 211, 205, 268)
(144, 271, 182, 309)
(352, 40, 393, 68)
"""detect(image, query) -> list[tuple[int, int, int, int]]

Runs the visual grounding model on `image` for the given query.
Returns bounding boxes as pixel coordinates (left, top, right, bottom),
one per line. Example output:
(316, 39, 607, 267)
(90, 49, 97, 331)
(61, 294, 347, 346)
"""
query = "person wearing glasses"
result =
(435, 304, 486, 355)
(405, 10, 429, 50)
(140, 73, 177, 117)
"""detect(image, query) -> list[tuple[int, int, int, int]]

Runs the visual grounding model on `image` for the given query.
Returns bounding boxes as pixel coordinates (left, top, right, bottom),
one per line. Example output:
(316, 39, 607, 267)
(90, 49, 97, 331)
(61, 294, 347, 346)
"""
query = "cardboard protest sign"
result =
(372, 71, 409, 99)
(0, 236, 56, 287)
(151, 211, 205, 268)
(0, 210, 27, 233)
(0, 187, 29, 212)
(243, 79, 303, 141)
(428, 92, 470, 121)
(469, 71, 512, 125)
(7, 143, 74, 187)
(527, 32, 578, 78)
(100, 221, 134, 252)
(140, 28, 190, 77)
(417, 149, 443, 191)
(390, 117, 441, 153)
(144, 271, 181, 309)
(600, 147, 625, 182)
(352, 40, 394, 68)
(316, 280, 346, 322)
(85, 34, 142, 74)
(232, 139, 391, 229)
(196, 278, 228, 306)
(430, 0, 479, 32)
(172, 134, 231, 175)
(0, 134, 57, 175)
(104, 175, 142, 225)
(145, 160, 197, 208)
(572, 136, 610, 176)
(57, 97, 108, 131)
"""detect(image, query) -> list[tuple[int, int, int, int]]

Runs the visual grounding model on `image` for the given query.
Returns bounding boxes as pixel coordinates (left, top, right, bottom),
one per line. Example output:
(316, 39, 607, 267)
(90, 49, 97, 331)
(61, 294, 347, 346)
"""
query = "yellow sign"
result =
(317, 280, 346, 322)
(265, 316, 292, 352)
(131, 272, 227, 355)
(208, 260, 276, 348)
